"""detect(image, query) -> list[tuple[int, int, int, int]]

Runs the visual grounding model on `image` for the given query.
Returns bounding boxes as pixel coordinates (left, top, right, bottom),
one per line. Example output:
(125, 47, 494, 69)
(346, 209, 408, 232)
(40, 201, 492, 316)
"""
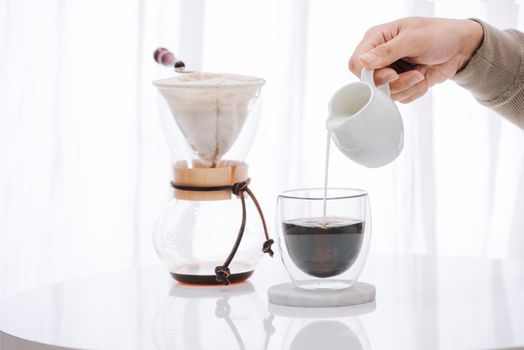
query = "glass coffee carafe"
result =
(152, 72, 273, 285)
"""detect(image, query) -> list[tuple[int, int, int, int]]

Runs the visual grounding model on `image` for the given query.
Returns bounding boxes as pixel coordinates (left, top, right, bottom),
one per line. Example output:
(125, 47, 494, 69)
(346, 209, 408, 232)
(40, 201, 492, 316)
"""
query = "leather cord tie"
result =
(171, 178, 274, 285)
(262, 239, 274, 257)
(215, 266, 231, 285)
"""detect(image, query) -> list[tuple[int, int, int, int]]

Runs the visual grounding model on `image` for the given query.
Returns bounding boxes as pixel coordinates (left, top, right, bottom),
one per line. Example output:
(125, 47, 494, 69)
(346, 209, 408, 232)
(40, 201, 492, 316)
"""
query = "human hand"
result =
(348, 17, 484, 103)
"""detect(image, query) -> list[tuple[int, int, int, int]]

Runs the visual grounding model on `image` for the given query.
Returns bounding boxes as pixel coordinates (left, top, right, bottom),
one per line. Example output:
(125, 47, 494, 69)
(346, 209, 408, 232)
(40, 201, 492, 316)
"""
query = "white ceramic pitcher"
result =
(326, 69, 404, 168)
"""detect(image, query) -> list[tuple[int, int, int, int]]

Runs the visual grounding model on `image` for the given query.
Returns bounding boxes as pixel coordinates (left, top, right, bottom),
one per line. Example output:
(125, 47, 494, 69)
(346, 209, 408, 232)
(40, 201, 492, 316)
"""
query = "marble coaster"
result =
(268, 282, 375, 308)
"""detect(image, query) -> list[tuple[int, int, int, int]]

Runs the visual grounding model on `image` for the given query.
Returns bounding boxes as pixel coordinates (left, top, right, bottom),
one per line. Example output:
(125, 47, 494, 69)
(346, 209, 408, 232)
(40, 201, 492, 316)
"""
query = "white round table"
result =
(0, 254, 523, 350)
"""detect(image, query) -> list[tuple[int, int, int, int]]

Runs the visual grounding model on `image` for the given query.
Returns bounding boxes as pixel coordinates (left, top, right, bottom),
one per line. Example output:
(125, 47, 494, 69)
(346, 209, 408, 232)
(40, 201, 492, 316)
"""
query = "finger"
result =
(424, 64, 454, 87)
(373, 68, 399, 85)
(348, 58, 399, 84)
(348, 53, 365, 78)
(359, 34, 415, 70)
(391, 78, 428, 103)
(389, 70, 425, 94)
(348, 26, 390, 77)
(399, 88, 427, 103)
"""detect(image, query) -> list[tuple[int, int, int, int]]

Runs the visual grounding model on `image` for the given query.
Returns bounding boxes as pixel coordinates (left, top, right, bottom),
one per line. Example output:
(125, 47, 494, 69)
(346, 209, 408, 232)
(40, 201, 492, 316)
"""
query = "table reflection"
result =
(268, 301, 375, 350)
(153, 282, 271, 350)
(291, 321, 363, 350)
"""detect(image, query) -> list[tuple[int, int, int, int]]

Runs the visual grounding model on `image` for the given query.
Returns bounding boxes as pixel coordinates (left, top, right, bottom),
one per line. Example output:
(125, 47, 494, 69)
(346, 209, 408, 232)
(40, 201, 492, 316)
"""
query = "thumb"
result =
(359, 36, 407, 69)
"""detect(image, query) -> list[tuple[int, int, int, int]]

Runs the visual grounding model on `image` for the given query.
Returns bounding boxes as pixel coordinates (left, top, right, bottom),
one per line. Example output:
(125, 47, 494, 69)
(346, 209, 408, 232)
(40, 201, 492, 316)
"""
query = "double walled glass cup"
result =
(276, 188, 371, 290)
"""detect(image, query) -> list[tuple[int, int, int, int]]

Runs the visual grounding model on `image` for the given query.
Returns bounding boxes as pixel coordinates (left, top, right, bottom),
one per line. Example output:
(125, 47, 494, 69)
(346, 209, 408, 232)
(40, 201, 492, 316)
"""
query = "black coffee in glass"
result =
(282, 217, 364, 278)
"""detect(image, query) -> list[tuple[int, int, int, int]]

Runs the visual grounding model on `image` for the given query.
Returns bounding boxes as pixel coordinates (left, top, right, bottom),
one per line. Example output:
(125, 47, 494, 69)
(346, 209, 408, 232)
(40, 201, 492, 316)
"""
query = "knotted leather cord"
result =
(171, 178, 274, 285)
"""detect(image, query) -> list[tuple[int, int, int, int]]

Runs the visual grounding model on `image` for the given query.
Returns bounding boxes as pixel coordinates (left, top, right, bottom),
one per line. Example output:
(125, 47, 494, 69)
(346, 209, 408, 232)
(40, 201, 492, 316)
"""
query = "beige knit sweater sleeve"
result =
(452, 20, 524, 129)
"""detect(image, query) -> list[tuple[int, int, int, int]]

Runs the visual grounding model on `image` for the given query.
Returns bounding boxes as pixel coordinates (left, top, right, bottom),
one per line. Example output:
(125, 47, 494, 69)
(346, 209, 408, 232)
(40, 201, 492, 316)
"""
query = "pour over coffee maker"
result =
(152, 70, 273, 285)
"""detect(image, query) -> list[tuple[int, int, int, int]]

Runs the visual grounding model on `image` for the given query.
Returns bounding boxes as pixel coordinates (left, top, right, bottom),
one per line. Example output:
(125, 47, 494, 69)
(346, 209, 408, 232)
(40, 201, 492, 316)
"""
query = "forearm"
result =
(452, 19, 524, 128)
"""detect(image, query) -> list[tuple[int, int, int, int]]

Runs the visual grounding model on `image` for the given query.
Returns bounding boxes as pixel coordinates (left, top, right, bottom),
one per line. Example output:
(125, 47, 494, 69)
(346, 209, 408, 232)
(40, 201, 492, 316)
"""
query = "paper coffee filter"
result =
(154, 72, 265, 167)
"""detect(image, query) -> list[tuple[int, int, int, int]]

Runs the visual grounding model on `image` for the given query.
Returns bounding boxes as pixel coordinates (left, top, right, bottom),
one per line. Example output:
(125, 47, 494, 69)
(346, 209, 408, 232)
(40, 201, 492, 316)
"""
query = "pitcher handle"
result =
(361, 68, 390, 97)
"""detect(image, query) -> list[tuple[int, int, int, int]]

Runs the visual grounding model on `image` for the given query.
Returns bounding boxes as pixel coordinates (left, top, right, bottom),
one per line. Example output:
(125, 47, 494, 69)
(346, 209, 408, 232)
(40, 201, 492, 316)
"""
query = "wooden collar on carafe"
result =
(172, 160, 249, 201)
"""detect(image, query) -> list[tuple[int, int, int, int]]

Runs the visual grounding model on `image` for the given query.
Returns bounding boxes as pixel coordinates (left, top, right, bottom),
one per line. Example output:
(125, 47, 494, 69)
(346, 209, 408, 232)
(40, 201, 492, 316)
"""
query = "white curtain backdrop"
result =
(1, 0, 523, 299)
